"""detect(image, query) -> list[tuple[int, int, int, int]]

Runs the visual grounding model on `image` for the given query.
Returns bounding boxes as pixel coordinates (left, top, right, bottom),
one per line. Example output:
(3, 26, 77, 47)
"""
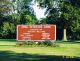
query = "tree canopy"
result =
(0, 0, 38, 39)
(36, 0, 80, 40)
(0, 0, 80, 40)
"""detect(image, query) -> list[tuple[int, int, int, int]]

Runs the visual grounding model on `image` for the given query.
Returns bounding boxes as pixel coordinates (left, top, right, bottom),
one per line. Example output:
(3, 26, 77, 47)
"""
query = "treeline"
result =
(0, 0, 38, 39)
(0, 0, 80, 40)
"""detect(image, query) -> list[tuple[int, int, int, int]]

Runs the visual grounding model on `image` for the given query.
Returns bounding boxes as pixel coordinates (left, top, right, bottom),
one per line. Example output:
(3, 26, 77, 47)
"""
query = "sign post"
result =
(17, 25, 56, 42)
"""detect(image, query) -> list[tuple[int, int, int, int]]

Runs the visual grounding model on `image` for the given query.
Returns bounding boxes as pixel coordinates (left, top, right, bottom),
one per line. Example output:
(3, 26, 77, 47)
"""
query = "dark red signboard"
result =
(17, 25, 56, 41)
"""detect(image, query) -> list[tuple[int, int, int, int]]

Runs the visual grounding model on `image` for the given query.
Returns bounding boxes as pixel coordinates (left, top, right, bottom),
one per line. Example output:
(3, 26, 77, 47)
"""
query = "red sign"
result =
(17, 25, 56, 41)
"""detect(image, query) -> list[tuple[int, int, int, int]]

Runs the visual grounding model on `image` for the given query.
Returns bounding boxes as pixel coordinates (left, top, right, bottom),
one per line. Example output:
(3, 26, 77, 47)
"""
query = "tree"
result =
(0, 0, 13, 14)
(16, 0, 37, 24)
(59, 0, 80, 40)
(0, 0, 38, 39)
(36, 0, 80, 40)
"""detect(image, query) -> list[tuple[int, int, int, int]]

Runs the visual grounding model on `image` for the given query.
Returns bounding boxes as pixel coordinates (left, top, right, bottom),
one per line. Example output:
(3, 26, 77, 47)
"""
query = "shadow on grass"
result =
(0, 39, 16, 42)
(0, 51, 80, 61)
(56, 41, 80, 44)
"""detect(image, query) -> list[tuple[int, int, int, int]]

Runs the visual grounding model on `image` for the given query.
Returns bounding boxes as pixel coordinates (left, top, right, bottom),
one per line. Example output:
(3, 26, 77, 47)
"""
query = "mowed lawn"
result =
(0, 40, 80, 61)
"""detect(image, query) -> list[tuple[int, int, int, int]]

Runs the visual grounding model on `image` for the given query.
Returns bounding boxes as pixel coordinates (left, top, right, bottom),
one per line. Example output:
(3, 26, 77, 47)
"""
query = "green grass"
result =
(0, 40, 80, 61)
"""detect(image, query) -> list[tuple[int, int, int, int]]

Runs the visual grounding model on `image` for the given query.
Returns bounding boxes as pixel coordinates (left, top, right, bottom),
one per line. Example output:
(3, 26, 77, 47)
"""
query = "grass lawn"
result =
(0, 40, 80, 61)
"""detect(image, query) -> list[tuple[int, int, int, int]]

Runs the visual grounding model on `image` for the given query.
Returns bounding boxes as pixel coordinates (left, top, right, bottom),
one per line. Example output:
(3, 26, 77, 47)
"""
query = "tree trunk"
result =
(63, 29, 67, 41)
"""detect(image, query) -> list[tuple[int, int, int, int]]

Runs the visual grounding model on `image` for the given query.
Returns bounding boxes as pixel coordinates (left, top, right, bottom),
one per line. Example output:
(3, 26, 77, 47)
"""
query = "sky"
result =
(32, 1, 47, 20)
(32, 0, 59, 20)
